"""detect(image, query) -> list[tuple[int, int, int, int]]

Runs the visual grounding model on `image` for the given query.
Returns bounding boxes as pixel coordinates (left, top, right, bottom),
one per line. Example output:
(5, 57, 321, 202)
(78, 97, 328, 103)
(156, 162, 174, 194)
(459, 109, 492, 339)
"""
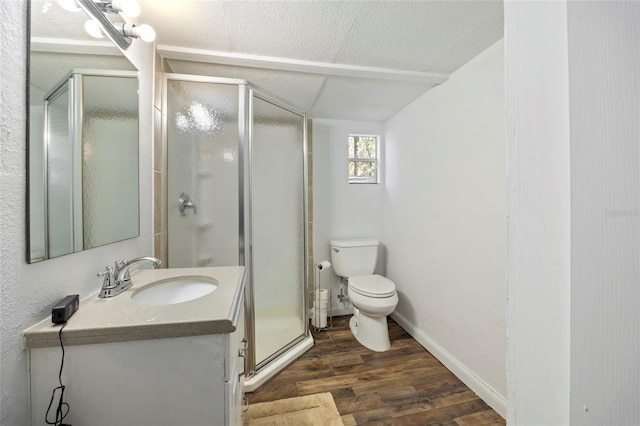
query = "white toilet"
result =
(330, 239, 398, 352)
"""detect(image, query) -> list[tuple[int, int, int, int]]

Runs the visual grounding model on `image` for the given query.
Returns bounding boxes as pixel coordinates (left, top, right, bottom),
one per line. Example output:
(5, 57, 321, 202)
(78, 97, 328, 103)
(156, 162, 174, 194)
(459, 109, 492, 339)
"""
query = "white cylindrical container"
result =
(315, 289, 329, 303)
(315, 302, 329, 313)
(312, 263, 331, 329)
(316, 260, 332, 271)
(311, 306, 328, 328)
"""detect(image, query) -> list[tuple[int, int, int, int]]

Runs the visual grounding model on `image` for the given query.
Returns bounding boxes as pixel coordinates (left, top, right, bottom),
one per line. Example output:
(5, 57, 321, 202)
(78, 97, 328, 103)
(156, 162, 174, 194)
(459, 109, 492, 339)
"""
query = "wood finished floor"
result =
(245, 316, 505, 425)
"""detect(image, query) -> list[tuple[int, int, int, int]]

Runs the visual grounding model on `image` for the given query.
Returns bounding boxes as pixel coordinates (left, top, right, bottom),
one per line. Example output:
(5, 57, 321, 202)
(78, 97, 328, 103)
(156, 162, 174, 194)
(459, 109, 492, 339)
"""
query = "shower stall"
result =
(162, 74, 312, 390)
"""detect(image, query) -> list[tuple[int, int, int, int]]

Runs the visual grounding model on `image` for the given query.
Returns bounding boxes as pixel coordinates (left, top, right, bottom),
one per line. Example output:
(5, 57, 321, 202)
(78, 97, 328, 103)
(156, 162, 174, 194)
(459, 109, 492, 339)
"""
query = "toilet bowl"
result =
(329, 239, 398, 352)
(347, 274, 398, 352)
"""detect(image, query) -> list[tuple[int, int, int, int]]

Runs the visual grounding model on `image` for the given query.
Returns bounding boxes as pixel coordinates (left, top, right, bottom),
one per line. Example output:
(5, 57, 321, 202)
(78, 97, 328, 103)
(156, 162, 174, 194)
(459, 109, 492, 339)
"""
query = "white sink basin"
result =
(132, 276, 218, 306)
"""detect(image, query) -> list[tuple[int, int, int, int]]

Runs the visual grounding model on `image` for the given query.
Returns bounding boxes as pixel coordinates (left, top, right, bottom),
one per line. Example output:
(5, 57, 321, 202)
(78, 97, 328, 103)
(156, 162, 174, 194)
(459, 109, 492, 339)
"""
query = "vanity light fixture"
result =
(114, 23, 156, 43)
(84, 19, 105, 39)
(75, 0, 155, 50)
(93, 0, 141, 18)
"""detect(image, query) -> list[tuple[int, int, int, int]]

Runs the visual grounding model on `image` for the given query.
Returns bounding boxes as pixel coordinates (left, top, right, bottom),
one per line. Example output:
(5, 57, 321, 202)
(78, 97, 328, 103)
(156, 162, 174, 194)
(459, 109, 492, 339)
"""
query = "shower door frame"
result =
(162, 74, 311, 383)
(244, 86, 310, 379)
(42, 69, 139, 260)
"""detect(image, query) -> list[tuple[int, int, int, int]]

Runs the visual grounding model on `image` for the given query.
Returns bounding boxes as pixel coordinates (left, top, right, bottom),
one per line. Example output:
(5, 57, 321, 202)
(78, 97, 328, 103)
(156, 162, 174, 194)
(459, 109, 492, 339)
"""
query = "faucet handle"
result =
(97, 266, 114, 288)
(97, 265, 113, 277)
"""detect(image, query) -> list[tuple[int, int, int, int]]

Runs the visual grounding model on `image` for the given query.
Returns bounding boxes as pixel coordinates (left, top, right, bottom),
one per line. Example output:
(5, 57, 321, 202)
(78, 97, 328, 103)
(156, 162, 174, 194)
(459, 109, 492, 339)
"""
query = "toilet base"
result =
(349, 309, 391, 352)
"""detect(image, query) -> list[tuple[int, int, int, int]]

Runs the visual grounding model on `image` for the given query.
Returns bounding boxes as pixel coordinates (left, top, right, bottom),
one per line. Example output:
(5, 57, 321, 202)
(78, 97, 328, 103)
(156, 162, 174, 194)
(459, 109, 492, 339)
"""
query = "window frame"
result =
(348, 134, 380, 184)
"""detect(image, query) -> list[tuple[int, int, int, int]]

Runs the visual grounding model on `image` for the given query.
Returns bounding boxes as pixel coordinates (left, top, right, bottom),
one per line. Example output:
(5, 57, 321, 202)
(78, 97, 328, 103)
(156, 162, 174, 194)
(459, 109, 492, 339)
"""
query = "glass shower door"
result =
(164, 76, 310, 381)
(166, 79, 241, 267)
(82, 75, 139, 249)
(251, 95, 306, 366)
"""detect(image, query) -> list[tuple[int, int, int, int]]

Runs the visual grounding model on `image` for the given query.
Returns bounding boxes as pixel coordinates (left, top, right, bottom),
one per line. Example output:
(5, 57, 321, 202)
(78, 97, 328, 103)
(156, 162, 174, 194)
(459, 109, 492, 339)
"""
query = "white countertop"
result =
(24, 266, 246, 349)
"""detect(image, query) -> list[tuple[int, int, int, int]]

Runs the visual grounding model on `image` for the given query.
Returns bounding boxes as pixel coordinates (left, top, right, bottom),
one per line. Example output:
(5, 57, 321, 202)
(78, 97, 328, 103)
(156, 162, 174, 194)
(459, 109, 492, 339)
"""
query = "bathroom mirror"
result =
(27, 0, 139, 263)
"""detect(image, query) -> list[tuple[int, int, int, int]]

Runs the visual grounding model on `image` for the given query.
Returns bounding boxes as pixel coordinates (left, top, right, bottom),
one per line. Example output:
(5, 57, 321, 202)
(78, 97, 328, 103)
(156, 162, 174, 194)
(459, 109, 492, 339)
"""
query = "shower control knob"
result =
(178, 192, 197, 216)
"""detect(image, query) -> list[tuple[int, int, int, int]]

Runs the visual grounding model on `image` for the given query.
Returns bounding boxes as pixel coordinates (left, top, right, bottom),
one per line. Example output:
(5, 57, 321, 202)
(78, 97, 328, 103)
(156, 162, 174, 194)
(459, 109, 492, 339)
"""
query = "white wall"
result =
(567, 2, 640, 424)
(504, 2, 572, 424)
(0, 2, 155, 424)
(505, 2, 640, 424)
(383, 40, 507, 416)
(312, 119, 384, 314)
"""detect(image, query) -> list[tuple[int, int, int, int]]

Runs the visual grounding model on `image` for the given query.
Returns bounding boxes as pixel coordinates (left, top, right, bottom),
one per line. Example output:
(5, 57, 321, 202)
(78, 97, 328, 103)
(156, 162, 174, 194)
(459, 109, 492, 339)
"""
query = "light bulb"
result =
(84, 19, 104, 39)
(135, 24, 156, 42)
(56, 0, 80, 12)
(112, 0, 140, 17)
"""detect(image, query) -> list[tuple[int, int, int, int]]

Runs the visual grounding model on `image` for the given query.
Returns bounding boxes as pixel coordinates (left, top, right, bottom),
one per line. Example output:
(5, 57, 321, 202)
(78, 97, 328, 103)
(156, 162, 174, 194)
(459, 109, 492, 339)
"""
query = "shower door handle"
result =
(238, 338, 249, 358)
(178, 192, 197, 216)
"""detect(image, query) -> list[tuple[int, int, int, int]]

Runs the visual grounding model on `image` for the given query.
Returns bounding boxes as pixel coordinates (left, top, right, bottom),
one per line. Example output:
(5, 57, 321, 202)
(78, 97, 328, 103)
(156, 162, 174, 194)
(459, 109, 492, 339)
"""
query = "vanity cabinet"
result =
(29, 301, 245, 425)
(29, 302, 245, 425)
(25, 266, 247, 426)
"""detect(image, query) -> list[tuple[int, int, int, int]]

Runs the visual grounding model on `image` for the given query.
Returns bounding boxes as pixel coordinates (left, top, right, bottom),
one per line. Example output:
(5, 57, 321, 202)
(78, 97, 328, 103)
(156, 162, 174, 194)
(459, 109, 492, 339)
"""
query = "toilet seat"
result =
(349, 275, 396, 298)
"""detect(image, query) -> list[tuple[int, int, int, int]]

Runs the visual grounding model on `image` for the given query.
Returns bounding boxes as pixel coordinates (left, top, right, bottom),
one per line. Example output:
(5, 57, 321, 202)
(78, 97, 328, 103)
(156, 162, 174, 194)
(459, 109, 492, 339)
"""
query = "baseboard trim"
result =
(390, 312, 507, 419)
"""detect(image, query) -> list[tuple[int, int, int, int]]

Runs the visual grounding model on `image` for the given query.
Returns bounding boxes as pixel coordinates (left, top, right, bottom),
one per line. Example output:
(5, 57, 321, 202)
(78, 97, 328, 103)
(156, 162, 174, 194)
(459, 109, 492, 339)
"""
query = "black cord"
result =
(45, 322, 71, 426)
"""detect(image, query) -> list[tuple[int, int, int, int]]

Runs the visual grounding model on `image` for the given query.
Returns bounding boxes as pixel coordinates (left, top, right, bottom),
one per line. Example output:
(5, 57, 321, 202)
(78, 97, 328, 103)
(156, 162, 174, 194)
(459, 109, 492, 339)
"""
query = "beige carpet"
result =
(243, 392, 345, 426)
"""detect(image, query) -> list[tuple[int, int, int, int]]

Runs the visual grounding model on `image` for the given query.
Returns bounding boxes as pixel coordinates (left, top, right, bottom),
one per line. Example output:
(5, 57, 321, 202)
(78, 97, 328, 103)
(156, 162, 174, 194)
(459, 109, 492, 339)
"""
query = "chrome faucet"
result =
(98, 256, 162, 298)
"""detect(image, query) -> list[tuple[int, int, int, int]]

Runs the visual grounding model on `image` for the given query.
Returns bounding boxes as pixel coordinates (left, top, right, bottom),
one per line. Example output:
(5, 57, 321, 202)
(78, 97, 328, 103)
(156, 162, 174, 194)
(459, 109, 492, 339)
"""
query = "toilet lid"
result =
(349, 275, 396, 298)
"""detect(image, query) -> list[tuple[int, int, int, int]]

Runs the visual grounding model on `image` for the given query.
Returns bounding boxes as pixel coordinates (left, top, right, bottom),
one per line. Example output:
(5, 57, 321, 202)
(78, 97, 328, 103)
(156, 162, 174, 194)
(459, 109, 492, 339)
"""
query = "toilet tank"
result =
(329, 239, 379, 278)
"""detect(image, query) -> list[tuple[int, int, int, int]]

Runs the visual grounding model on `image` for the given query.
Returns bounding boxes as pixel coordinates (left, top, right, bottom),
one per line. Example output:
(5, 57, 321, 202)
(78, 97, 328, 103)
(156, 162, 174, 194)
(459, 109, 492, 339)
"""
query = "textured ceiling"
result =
(31, 0, 504, 122)
(136, 1, 503, 121)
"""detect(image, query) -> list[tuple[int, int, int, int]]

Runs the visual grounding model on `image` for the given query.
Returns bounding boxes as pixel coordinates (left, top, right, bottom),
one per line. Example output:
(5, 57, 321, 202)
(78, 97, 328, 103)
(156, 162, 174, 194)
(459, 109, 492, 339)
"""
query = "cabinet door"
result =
(225, 301, 245, 424)
(225, 371, 245, 426)
(225, 300, 246, 380)
(30, 335, 226, 426)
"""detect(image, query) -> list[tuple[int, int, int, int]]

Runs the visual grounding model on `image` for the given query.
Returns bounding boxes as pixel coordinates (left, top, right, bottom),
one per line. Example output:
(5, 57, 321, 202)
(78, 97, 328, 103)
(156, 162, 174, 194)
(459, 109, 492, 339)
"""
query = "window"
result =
(348, 135, 379, 184)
